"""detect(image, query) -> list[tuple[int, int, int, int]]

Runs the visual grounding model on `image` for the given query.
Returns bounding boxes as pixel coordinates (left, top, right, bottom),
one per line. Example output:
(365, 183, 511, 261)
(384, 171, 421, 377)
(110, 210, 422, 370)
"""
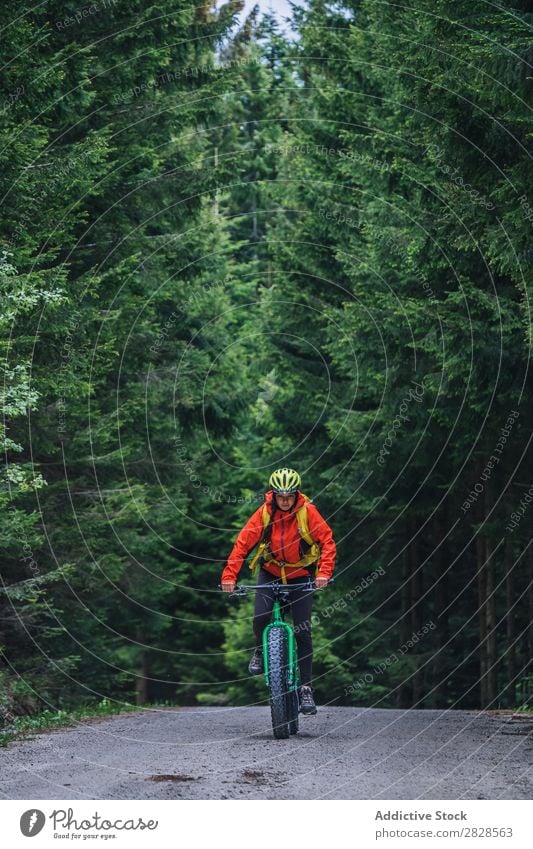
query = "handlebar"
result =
(218, 578, 334, 599)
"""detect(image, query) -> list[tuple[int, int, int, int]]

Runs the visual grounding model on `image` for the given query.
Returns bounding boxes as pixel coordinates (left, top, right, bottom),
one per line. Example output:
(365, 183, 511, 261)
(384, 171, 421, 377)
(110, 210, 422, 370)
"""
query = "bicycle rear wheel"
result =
(267, 627, 290, 739)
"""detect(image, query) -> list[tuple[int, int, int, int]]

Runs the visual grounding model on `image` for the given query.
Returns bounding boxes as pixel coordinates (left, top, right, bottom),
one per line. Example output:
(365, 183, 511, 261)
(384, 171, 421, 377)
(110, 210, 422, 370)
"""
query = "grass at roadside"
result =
(0, 698, 141, 747)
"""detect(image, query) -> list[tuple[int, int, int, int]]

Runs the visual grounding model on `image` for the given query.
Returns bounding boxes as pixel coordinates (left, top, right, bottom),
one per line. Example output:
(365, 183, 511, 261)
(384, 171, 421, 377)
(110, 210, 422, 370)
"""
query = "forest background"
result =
(1, 0, 532, 726)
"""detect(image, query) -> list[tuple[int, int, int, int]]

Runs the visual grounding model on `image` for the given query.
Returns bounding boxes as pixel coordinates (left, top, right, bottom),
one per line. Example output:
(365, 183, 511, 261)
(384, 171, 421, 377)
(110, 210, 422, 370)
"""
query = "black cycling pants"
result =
(253, 567, 314, 687)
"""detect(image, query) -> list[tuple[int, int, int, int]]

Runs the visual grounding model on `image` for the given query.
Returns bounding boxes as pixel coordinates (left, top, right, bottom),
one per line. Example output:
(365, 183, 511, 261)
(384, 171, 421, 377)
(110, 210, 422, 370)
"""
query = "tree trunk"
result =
(398, 544, 413, 708)
(504, 536, 516, 707)
(524, 542, 533, 697)
(476, 529, 487, 707)
(410, 530, 424, 706)
(432, 511, 449, 707)
(484, 481, 497, 706)
(135, 650, 149, 706)
(485, 535, 497, 706)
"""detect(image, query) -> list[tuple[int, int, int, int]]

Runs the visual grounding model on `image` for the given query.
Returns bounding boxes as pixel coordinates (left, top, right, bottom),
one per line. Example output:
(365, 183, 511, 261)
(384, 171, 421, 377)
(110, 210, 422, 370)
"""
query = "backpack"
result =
(248, 494, 320, 583)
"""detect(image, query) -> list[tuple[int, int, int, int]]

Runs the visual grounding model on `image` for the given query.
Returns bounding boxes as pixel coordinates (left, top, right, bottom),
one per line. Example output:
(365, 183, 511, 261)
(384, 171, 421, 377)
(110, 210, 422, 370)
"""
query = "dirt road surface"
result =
(1, 707, 531, 800)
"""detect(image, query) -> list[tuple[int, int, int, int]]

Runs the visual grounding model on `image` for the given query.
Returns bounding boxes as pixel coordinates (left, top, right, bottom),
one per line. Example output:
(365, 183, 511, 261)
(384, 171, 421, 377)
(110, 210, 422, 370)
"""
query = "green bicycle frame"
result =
(261, 598, 299, 688)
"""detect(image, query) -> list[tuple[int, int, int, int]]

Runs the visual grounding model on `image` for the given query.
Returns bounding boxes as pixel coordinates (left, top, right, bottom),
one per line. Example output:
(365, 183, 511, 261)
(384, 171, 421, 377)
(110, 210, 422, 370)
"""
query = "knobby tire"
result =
(267, 627, 291, 739)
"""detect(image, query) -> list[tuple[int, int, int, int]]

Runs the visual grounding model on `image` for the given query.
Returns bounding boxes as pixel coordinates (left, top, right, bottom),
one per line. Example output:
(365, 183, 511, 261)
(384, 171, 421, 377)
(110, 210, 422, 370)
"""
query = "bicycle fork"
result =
(262, 599, 298, 688)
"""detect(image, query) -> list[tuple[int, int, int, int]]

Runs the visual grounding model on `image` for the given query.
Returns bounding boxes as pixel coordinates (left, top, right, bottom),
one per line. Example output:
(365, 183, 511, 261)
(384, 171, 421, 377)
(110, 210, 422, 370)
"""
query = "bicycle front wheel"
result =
(267, 626, 290, 739)
(288, 688, 299, 735)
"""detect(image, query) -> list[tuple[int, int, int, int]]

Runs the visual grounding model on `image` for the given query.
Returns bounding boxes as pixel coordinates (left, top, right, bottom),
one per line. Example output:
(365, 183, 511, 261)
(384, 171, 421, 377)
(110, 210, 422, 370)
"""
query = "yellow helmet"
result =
(269, 467, 301, 494)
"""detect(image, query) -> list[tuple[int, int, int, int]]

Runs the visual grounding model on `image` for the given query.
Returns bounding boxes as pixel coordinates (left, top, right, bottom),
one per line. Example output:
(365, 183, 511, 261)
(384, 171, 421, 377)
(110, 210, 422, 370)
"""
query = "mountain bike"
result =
(229, 579, 324, 740)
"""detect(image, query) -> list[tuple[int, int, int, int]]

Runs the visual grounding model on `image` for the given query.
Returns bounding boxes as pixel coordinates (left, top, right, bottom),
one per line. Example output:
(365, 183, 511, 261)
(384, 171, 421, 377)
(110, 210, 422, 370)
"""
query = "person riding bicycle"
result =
(221, 467, 336, 715)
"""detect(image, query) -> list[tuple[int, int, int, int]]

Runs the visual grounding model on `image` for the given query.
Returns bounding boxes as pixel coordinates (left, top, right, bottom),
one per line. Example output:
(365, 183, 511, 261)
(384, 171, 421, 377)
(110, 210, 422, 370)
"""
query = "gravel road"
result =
(1, 707, 531, 800)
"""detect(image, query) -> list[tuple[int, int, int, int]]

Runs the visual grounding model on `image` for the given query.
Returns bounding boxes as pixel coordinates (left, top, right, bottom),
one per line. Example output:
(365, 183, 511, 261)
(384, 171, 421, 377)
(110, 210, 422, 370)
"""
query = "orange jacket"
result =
(222, 490, 336, 583)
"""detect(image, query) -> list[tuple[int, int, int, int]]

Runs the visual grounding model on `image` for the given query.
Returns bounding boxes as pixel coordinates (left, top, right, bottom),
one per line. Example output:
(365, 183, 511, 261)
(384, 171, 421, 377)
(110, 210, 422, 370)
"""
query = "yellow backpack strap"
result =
(296, 501, 315, 546)
(248, 504, 270, 576)
(296, 501, 321, 565)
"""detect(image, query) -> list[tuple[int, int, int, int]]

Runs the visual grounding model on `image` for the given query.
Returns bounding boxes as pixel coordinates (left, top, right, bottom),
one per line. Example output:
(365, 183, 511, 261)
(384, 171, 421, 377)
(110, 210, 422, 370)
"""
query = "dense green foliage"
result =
(1, 1, 531, 723)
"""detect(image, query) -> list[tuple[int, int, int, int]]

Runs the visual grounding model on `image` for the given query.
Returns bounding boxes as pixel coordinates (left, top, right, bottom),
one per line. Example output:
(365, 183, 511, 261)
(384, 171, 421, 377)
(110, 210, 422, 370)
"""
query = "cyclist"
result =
(221, 467, 336, 715)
